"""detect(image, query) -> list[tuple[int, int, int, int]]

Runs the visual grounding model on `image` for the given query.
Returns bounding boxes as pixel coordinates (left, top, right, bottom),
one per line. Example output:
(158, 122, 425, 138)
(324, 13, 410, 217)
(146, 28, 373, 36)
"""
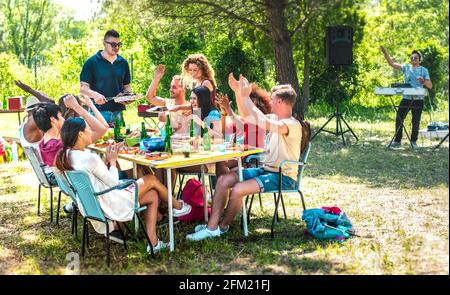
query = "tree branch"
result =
(289, 0, 322, 37)
(150, 0, 272, 37)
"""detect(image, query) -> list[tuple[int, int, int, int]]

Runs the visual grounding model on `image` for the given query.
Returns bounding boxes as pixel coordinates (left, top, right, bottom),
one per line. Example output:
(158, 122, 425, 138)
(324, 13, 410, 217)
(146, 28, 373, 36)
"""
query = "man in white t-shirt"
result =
(145, 64, 189, 134)
(187, 75, 302, 241)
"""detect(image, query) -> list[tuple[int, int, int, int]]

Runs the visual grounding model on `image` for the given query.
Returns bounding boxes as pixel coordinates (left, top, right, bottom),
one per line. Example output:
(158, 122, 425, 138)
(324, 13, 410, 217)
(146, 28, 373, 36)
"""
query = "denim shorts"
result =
(242, 168, 297, 193)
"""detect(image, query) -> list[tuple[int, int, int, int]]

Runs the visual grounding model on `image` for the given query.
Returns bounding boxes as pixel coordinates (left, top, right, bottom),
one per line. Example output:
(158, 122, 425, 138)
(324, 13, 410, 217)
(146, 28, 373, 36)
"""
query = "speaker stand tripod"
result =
(311, 100, 358, 145)
(311, 65, 358, 145)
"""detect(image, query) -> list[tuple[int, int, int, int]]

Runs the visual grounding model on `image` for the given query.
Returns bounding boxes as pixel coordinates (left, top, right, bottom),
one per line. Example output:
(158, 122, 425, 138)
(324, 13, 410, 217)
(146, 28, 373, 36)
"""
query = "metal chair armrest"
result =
(94, 179, 139, 210)
(94, 180, 137, 196)
(279, 160, 304, 169)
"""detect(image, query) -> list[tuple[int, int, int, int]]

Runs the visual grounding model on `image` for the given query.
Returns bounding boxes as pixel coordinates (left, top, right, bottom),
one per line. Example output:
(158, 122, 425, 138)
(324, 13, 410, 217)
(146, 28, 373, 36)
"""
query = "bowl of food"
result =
(141, 137, 165, 152)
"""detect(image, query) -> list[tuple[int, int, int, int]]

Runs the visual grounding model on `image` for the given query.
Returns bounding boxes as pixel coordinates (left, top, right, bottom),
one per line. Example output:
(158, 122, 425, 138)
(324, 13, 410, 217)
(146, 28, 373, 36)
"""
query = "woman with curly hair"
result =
(182, 53, 217, 106)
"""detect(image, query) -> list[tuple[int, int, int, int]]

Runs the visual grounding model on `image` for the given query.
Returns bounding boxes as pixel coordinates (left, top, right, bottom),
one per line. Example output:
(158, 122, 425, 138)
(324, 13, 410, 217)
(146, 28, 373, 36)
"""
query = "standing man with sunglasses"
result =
(380, 46, 432, 149)
(80, 30, 132, 126)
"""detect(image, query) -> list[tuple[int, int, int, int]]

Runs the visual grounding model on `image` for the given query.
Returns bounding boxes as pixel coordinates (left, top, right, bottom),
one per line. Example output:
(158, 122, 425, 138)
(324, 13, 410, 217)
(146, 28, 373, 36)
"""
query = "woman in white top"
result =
(55, 118, 191, 253)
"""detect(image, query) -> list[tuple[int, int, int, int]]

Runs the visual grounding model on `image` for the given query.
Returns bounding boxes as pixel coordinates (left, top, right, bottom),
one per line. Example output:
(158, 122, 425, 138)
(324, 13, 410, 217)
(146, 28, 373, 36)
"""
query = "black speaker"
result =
(325, 26, 353, 66)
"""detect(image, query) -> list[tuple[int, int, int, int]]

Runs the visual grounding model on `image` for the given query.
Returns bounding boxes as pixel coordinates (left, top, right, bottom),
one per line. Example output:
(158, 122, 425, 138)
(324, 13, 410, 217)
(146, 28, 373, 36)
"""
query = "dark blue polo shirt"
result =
(80, 50, 131, 112)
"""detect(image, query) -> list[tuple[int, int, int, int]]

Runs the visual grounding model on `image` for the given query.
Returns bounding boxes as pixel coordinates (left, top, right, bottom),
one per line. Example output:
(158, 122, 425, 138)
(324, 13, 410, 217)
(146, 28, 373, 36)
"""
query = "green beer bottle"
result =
(164, 113, 173, 154)
(203, 122, 211, 151)
(140, 122, 148, 140)
(2, 97, 7, 110)
(114, 118, 120, 142)
(189, 118, 195, 138)
(119, 112, 127, 136)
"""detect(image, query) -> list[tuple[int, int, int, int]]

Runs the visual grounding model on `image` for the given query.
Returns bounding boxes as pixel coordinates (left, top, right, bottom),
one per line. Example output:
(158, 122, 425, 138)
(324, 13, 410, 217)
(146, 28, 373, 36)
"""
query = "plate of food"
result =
(145, 152, 171, 161)
(106, 93, 142, 103)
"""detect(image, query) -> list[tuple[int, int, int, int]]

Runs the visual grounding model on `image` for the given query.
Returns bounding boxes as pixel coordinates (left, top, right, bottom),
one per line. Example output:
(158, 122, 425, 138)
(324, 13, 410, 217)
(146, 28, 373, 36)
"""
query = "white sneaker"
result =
(173, 200, 192, 217)
(195, 224, 229, 235)
(194, 224, 207, 232)
(147, 240, 169, 254)
(186, 226, 221, 241)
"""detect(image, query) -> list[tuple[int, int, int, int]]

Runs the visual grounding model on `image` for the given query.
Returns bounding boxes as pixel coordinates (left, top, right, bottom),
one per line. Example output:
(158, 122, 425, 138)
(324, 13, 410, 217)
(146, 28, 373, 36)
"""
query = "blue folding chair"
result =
(52, 168, 79, 236)
(22, 146, 59, 223)
(65, 170, 154, 267)
(245, 142, 312, 238)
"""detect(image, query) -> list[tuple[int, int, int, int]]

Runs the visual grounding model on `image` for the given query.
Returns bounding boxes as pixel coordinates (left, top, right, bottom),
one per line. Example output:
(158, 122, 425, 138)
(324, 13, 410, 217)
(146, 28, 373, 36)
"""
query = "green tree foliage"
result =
(0, 0, 447, 115)
(0, 52, 34, 99)
(0, 0, 58, 67)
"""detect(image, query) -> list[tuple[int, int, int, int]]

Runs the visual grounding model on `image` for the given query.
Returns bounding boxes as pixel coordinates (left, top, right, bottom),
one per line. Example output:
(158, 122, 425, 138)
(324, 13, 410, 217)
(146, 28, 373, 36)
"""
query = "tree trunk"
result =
(266, 1, 303, 120)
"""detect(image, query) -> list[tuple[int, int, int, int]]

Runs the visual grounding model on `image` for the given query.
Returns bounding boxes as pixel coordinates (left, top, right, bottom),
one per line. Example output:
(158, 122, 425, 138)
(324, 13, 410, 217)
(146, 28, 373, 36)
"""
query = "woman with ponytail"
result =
(56, 118, 191, 253)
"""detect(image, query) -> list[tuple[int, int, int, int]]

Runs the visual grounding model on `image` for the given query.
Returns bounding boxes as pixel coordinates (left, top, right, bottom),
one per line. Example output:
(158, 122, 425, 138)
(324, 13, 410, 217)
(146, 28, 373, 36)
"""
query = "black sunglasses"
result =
(105, 41, 123, 48)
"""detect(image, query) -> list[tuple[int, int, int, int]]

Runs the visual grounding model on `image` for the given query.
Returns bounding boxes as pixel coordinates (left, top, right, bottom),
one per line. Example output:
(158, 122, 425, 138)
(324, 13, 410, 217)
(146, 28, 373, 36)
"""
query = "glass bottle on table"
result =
(2, 97, 7, 110)
(114, 118, 121, 142)
(119, 112, 127, 136)
(202, 122, 211, 151)
(140, 121, 148, 140)
(164, 112, 173, 154)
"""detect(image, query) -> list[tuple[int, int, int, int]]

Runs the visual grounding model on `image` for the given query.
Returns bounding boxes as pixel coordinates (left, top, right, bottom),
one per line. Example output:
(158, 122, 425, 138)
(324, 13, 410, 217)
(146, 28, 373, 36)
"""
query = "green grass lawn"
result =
(0, 107, 448, 274)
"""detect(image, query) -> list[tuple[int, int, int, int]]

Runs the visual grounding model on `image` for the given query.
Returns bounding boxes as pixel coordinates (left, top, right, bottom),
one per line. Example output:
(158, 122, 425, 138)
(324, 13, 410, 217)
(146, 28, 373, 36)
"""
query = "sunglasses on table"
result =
(105, 41, 123, 48)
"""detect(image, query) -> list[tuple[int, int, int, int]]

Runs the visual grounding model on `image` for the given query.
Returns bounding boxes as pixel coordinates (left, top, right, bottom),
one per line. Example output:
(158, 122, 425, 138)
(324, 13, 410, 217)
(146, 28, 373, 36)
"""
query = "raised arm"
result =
(14, 80, 53, 103)
(228, 73, 250, 117)
(145, 64, 167, 106)
(79, 94, 109, 129)
(64, 95, 108, 142)
(380, 46, 402, 70)
(238, 75, 289, 135)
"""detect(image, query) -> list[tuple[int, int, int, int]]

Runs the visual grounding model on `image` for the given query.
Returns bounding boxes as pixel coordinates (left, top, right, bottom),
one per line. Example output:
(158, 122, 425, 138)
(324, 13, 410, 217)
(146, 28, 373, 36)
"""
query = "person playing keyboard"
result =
(380, 45, 432, 150)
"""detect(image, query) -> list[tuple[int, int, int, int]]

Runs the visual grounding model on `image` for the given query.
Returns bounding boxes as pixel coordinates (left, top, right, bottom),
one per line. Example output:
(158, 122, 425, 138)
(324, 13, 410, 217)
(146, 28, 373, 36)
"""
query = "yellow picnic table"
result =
(88, 144, 264, 251)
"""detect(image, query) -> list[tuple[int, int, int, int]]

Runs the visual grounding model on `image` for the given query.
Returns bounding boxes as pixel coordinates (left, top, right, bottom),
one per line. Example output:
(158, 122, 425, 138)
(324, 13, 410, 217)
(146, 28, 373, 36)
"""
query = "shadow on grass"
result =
(307, 134, 449, 189)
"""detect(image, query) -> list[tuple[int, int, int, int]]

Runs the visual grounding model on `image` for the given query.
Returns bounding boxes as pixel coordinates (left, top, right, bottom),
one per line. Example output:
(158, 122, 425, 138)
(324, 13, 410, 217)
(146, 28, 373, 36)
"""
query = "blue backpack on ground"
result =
(302, 207, 354, 241)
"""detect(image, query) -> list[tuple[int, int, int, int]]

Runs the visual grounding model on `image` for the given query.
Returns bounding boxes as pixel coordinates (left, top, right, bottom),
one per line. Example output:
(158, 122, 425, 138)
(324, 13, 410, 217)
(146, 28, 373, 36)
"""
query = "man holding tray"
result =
(80, 29, 134, 126)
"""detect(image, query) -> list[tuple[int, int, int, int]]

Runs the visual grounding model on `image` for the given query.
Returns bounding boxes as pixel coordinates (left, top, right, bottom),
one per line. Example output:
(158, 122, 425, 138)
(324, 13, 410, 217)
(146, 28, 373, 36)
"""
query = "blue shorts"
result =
(242, 168, 297, 193)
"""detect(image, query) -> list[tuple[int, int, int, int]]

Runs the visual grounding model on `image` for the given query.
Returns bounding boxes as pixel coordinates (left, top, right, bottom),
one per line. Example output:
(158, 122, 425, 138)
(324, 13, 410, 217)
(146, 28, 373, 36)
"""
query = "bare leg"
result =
(138, 189, 159, 246)
(137, 175, 183, 210)
(207, 173, 239, 229)
(154, 168, 177, 188)
(215, 161, 230, 178)
(219, 179, 260, 228)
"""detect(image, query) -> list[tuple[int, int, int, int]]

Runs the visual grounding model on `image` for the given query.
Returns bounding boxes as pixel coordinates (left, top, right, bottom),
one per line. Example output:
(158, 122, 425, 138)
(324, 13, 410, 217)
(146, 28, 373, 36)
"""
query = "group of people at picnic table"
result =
(16, 30, 303, 254)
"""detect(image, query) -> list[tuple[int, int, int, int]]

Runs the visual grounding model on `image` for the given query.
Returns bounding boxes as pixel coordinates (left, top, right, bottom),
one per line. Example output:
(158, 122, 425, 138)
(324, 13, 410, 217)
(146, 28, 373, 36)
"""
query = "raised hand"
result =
(63, 94, 81, 110)
(155, 64, 165, 78)
(228, 72, 239, 92)
(79, 94, 94, 108)
(106, 142, 123, 164)
(238, 74, 252, 98)
(379, 45, 387, 54)
(215, 93, 232, 115)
